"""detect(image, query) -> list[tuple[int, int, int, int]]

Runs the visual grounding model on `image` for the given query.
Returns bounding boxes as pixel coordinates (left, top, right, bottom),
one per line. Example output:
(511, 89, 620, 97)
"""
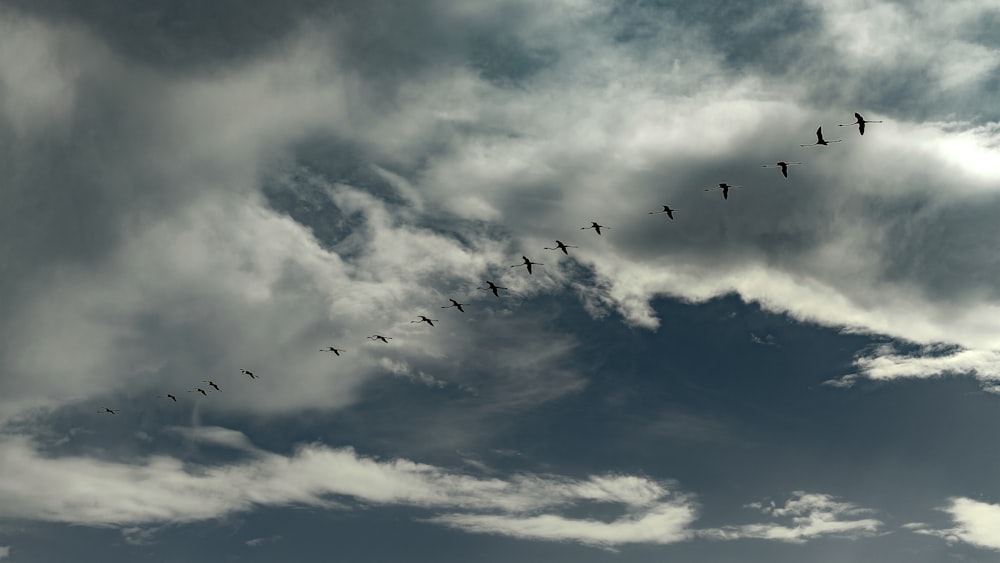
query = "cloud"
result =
(700, 492, 883, 543)
(909, 497, 1000, 551)
(824, 345, 1000, 391)
(246, 535, 284, 547)
(0, 546, 8, 560)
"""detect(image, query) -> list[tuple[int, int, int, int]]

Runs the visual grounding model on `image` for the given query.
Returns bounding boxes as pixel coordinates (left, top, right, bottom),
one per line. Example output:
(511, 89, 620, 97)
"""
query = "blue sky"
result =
(1, 0, 1000, 561)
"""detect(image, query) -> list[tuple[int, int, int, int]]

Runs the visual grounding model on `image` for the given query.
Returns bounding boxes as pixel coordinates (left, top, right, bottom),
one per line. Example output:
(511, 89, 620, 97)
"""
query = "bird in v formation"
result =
(102, 113, 877, 416)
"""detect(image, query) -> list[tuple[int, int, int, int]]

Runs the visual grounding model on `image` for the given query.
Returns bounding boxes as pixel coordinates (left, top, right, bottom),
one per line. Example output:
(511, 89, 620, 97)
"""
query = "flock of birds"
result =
(97, 112, 881, 415)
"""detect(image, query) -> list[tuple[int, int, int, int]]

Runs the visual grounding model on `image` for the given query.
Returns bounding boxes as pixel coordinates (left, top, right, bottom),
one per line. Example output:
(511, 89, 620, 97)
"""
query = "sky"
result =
(0, 0, 999, 561)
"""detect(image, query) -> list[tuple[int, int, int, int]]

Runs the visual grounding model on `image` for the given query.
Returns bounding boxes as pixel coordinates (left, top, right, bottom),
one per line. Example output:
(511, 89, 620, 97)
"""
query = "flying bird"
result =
(158, 394, 177, 402)
(800, 127, 842, 147)
(321, 347, 345, 356)
(240, 368, 257, 379)
(368, 335, 392, 343)
(648, 205, 676, 219)
(762, 161, 801, 178)
(478, 281, 507, 297)
(543, 240, 577, 255)
(442, 298, 466, 312)
(203, 380, 221, 392)
(511, 255, 543, 274)
(581, 221, 608, 235)
(704, 183, 743, 200)
(838, 112, 882, 135)
(99, 407, 119, 414)
(189, 388, 208, 396)
(411, 315, 438, 326)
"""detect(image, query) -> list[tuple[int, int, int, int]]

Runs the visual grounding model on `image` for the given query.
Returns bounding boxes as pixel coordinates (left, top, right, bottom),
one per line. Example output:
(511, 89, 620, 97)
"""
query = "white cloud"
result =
(909, 497, 1000, 551)
(700, 492, 882, 543)
(246, 535, 283, 547)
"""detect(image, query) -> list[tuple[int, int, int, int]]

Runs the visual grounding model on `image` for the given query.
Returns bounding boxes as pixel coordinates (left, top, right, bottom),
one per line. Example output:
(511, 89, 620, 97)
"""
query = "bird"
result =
(581, 221, 608, 235)
(321, 347, 345, 356)
(189, 388, 208, 396)
(240, 368, 257, 380)
(159, 394, 177, 402)
(838, 112, 882, 135)
(704, 183, 743, 200)
(368, 334, 392, 343)
(478, 281, 507, 297)
(800, 127, 842, 147)
(442, 298, 466, 312)
(543, 240, 577, 255)
(511, 255, 543, 274)
(99, 407, 118, 414)
(762, 162, 801, 178)
(411, 315, 438, 326)
(203, 380, 221, 392)
(648, 205, 676, 219)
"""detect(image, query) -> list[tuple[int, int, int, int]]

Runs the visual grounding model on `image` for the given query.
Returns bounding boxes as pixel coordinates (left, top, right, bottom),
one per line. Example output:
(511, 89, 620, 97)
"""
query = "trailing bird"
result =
(543, 240, 577, 255)
(411, 315, 438, 326)
(838, 112, 882, 135)
(240, 368, 257, 380)
(511, 255, 543, 274)
(442, 298, 466, 312)
(478, 281, 507, 297)
(368, 335, 392, 343)
(99, 407, 119, 414)
(704, 183, 743, 200)
(800, 127, 842, 147)
(189, 388, 208, 396)
(581, 221, 608, 235)
(321, 347, 345, 356)
(648, 205, 676, 219)
(159, 394, 177, 402)
(203, 380, 221, 392)
(762, 162, 801, 178)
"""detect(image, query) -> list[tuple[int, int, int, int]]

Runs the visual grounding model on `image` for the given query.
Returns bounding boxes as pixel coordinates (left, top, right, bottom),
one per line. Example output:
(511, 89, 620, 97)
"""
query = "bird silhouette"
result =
(800, 127, 842, 147)
(99, 407, 119, 414)
(442, 298, 467, 312)
(704, 183, 743, 200)
(411, 315, 438, 326)
(838, 112, 882, 135)
(158, 394, 177, 402)
(240, 368, 257, 380)
(511, 255, 543, 274)
(321, 347, 345, 356)
(368, 335, 392, 343)
(203, 380, 221, 392)
(762, 162, 801, 178)
(543, 240, 577, 254)
(648, 205, 676, 219)
(581, 221, 608, 235)
(189, 388, 208, 396)
(478, 281, 507, 297)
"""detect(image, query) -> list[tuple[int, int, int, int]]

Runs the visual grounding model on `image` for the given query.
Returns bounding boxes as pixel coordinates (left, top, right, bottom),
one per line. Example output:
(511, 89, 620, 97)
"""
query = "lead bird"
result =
(321, 346, 345, 356)
(511, 255, 543, 274)
(442, 298, 467, 312)
(762, 161, 801, 178)
(838, 112, 882, 135)
(240, 368, 257, 380)
(648, 205, 676, 219)
(705, 183, 743, 200)
(581, 221, 609, 235)
(478, 281, 507, 297)
(368, 334, 392, 343)
(411, 315, 438, 326)
(800, 127, 842, 147)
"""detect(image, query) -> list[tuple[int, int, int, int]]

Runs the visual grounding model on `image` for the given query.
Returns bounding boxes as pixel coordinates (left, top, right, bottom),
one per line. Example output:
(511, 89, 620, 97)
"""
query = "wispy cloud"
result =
(700, 492, 883, 543)
(246, 535, 284, 547)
